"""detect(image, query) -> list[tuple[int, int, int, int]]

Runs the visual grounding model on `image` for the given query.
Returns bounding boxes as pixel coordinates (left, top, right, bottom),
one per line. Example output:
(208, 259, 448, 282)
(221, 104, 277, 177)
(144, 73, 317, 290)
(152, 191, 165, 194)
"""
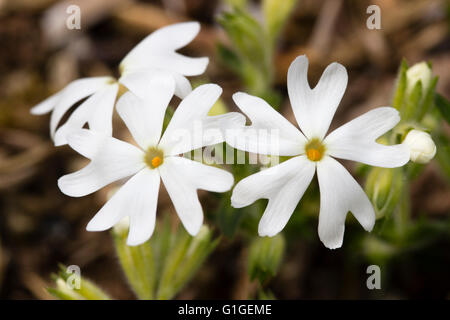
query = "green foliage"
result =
(50, 218, 219, 300)
(393, 60, 438, 122)
(435, 133, 450, 180)
(156, 223, 219, 300)
(248, 234, 285, 284)
(361, 58, 449, 269)
(217, 1, 297, 106)
(263, 0, 298, 44)
(365, 167, 404, 219)
(48, 264, 110, 300)
(392, 59, 408, 111)
(114, 217, 219, 300)
(435, 93, 450, 124)
(113, 227, 156, 299)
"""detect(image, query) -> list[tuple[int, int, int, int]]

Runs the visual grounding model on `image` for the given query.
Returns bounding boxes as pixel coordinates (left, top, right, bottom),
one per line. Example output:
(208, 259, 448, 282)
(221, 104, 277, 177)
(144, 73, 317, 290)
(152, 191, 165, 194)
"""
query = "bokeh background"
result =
(0, 0, 449, 299)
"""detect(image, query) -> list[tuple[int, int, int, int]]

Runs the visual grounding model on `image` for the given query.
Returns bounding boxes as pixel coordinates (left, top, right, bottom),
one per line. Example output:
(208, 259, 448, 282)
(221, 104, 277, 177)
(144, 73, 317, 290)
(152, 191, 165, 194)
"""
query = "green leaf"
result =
(224, 0, 248, 9)
(263, 0, 298, 43)
(435, 93, 450, 124)
(248, 234, 285, 284)
(216, 43, 243, 75)
(403, 80, 422, 120)
(417, 76, 438, 121)
(48, 265, 110, 300)
(217, 8, 275, 97)
(435, 133, 450, 180)
(156, 225, 219, 300)
(365, 167, 404, 220)
(218, 10, 266, 66)
(216, 192, 244, 238)
(392, 59, 408, 110)
(113, 230, 156, 300)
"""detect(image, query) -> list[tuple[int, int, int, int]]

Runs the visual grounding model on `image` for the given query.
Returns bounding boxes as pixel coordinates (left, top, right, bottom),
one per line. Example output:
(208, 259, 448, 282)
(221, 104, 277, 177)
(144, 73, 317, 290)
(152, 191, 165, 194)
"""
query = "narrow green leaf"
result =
(403, 80, 422, 120)
(392, 59, 408, 110)
(435, 93, 450, 124)
(417, 76, 438, 121)
(113, 231, 155, 300)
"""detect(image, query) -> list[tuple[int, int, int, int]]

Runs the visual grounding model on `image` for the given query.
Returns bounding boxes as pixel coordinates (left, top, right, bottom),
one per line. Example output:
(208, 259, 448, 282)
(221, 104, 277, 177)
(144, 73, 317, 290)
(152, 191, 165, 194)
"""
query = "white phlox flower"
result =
(30, 22, 208, 147)
(227, 55, 410, 249)
(58, 78, 243, 246)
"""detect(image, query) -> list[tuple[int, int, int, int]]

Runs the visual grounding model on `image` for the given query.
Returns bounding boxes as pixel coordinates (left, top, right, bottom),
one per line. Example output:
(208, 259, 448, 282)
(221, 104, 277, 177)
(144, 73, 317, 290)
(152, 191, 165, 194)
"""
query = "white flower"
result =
(402, 129, 436, 164)
(58, 79, 242, 246)
(227, 55, 410, 249)
(30, 22, 208, 147)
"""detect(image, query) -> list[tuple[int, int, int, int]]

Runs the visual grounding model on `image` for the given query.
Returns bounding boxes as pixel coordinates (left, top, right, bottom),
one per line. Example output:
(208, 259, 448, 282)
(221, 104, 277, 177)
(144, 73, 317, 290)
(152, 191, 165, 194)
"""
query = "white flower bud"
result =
(113, 216, 130, 236)
(406, 62, 432, 95)
(402, 129, 436, 164)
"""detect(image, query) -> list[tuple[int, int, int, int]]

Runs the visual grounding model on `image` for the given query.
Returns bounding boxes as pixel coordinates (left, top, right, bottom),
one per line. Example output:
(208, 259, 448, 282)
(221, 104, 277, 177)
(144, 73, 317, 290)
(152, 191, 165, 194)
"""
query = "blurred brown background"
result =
(0, 0, 449, 299)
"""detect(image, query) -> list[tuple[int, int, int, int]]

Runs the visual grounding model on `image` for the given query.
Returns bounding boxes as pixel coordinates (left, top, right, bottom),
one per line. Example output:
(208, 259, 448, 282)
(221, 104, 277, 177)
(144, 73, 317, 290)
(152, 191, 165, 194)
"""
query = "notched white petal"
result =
(226, 92, 307, 156)
(287, 55, 348, 139)
(87, 168, 160, 246)
(119, 22, 208, 77)
(324, 107, 410, 168)
(117, 75, 175, 149)
(58, 129, 144, 197)
(160, 84, 230, 155)
(49, 77, 114, 138)
(317, 156, 375, 249)
(54, 84, 118, 146)
(231, 156, 315, 237)
(159, 156, 233, 235)
(30, 92, 60, 115)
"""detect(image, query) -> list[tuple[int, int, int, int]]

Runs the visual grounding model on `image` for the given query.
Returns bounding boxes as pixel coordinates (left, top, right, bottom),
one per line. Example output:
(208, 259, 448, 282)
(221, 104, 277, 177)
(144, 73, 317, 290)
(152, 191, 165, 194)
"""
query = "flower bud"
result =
(48, 265, 110, 300)
(248, 234, 285, 283)
(402, 129, 436, 164)
(406, 62, 432, 95)
(112, 216, 130, 237)
(365, 167, 403, 219)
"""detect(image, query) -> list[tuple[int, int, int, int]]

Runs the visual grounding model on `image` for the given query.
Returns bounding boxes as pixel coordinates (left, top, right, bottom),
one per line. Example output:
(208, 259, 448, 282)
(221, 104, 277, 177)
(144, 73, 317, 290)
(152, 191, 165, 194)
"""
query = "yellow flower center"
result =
(144, 147, 164, 169)
(305, 138, 325, 162)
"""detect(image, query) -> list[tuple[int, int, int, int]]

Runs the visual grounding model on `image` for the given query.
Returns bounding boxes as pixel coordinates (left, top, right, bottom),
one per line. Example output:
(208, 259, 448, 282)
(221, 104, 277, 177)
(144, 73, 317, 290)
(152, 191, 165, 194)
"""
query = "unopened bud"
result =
(365, 167, 403, 219)
(248, 234, 285, 283)
(406, 62, 432, 96)
(113, 216, 130, 236)
(402, 129, 436, 164)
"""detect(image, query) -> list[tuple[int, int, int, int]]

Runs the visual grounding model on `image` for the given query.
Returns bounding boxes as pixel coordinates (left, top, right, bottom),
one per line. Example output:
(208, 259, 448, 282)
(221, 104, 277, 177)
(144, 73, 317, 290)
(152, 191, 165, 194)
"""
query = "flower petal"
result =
(231, 156, 316, 237)
(159, 84, 234, 155)
(121, 68, 191, 100)
(87, 168, 160, 246)
(226, 92, 307, 156)
(138, 53, 208, 77)
(30, 92, 60, 115)
(316, 156, 375, 249)
(49, 77, 114, 138)
(141, 21, 200, 51)
(120, 22, 208, 76)
(58, 129, 144, 197)
(117, 75, 175, 150)
(171, 72, 192, 99)
(159, 156, 234, 235)
(121, 22, 200, 65)
(287, 55, 348, 139)
(324, 107, 410, 168)
(54, 84, 118, 146)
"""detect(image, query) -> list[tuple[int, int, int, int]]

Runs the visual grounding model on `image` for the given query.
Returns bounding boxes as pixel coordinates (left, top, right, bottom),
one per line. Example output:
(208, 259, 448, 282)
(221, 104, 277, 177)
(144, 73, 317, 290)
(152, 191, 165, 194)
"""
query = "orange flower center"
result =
(144, 147, 164, 169)
(305, 138, 325, 162)
(151, 156, 162, 168)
